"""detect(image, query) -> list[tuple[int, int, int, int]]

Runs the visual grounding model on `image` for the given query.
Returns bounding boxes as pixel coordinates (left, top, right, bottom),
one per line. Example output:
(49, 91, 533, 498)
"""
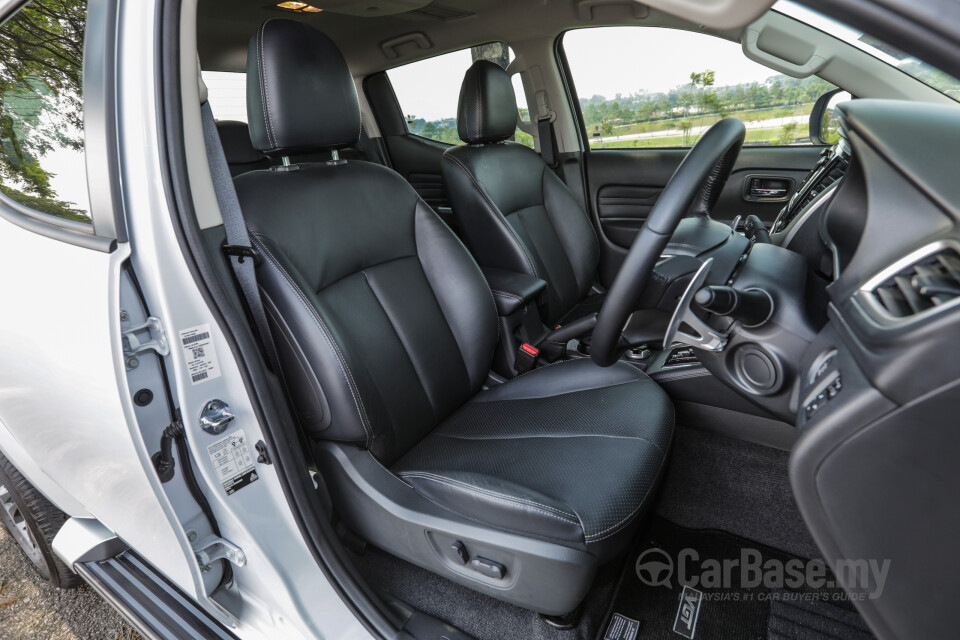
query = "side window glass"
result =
(0, 0, 91, 223)
(562, 27, 837, 149)
(387, 43, 533, 148)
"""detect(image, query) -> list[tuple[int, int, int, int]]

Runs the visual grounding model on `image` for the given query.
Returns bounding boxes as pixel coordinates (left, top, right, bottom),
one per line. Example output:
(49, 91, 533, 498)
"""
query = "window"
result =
(562, 27, 836, 149)
(203, 71, 248, 122)
(0, 0, 91, 224)
(774, 1, 960, 102)
(387, 43, 534, 148)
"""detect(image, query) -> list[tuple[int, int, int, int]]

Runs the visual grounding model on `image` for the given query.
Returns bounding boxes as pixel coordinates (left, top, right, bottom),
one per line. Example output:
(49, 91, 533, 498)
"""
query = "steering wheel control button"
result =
(469, 557, 506, 580)
(199, 399, 235, 435)
(449, 541, 469, 565)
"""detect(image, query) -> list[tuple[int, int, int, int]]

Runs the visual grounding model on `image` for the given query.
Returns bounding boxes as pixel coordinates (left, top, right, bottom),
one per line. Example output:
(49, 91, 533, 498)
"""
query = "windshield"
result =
(774, 0, 960, 101)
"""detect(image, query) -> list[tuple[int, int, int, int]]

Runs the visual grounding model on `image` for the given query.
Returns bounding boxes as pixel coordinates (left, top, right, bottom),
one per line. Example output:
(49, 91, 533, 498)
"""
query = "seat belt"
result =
(537, 116, 560, 172)
(200, 101, 281, 373)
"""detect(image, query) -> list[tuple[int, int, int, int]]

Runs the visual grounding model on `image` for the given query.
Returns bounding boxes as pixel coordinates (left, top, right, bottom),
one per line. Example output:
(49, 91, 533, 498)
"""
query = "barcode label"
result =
(178, 324, 221, 385)
(182, 331, 210, 346)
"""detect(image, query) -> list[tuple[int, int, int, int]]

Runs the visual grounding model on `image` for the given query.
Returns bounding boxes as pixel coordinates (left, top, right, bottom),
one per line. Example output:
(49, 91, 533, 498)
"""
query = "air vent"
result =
(867, 246, 960, 318)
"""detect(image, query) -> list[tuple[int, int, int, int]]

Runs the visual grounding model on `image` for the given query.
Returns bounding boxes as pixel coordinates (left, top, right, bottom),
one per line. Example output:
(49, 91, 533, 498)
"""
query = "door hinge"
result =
(121, 314, 170, 357)
(192, 534, 246, 571)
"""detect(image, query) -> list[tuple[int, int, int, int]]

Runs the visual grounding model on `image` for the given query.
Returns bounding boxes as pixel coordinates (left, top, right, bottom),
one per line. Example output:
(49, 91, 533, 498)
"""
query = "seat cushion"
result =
(392, 359, 674, 561)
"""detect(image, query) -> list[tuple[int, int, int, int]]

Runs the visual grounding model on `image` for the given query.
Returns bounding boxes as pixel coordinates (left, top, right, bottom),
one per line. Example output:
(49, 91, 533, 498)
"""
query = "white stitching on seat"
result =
(400, 471, 581, 525)
(444, 154, 540, 277)
(252, 235, 373, 443)
(259, 20, 278, 149)
(583, 444, 671, 542)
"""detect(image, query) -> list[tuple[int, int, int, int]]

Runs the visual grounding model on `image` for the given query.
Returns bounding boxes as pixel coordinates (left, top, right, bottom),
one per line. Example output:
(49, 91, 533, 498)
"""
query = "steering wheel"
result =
(591, 118, 746, 367)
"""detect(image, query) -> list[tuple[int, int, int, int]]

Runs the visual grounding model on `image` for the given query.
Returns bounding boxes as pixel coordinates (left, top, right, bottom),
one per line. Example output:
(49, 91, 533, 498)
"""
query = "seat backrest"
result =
(442, 61, 600, 325)
(234, 19, 498, 464)
(216, 120, 272, 176)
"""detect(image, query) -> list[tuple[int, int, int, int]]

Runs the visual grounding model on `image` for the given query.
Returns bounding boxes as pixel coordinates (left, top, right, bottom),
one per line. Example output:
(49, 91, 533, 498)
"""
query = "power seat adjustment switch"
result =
(469, 556, 506, 580)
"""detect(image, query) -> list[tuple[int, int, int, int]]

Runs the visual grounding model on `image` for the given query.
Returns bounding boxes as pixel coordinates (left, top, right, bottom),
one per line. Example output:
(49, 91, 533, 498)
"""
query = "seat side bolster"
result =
(541, 168, 601, 299)
(472, 358, 651, 403)
(397, 471, 585, 546)
(414, 202, 499, 392)
(441, 148, 540, 277)
(252, 235, 372, 444)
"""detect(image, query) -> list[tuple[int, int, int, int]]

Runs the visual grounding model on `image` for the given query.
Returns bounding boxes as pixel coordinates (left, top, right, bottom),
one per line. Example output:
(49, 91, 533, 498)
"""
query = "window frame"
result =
(556, 26, 836, 153)
(0, 0, 119, 252)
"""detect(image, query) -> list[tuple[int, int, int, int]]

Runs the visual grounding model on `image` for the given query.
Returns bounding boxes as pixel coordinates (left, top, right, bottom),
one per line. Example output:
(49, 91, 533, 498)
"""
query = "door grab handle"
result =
(750, 187, 788, 198)
(743, 175, 794, 201)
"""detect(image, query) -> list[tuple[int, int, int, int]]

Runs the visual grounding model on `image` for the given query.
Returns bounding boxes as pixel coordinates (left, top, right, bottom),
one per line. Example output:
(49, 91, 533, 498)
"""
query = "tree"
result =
(0, 0, 88, 220)
(471, 42, 510, 70)
(679, 119, 693, 146)
(420, 122, 439, 140)
(600, 120, 614, 140)
(778, 121, 799, 145)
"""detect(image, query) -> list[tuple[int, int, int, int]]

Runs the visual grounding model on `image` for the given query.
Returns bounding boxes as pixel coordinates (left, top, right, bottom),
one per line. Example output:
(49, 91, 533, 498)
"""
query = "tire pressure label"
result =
(178, 323, 221, 385)
(207, 429, 258, 495)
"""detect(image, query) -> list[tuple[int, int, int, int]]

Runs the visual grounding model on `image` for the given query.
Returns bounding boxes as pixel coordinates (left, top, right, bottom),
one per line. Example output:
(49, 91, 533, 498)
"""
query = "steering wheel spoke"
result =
(663, 258, 728, 352)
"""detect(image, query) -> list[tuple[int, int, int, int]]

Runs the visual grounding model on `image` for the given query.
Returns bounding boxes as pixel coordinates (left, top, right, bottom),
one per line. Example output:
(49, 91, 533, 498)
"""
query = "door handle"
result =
(750, 186, 788, 198)
(743, 175, 793, 201)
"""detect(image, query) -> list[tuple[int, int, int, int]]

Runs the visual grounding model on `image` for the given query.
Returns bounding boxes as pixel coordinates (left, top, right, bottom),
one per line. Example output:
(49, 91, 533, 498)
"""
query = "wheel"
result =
(0, 451, 81, 588)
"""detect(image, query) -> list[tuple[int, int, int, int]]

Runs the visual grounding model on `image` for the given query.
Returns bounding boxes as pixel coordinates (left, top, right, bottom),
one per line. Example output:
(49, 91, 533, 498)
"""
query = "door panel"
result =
(584, 146, 823, 286)
(383, 133, 452, 211)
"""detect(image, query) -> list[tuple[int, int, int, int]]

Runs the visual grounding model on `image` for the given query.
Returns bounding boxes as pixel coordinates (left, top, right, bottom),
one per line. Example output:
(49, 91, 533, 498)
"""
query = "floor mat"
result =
(766, 594, 874, 640)
(655, 426, 821, 560)
(598, 517, 874, 640)
(351, 542, 622, 640)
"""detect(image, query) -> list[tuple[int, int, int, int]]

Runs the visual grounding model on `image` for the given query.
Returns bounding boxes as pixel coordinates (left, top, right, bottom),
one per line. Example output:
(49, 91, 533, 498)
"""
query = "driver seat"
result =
(233, 19, 674, 615)
(442, 60, 604, 327)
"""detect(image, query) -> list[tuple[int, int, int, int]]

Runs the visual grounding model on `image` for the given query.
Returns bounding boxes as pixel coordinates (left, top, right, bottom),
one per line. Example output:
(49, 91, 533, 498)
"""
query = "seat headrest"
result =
(246, 19, 360, 156)
(216, 120, 265, 165)
(457, 60, 518, 145)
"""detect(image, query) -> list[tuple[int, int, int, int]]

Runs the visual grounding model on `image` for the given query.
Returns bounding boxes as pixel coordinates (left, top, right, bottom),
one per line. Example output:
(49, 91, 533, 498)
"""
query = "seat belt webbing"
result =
(200, 101, 280, 373)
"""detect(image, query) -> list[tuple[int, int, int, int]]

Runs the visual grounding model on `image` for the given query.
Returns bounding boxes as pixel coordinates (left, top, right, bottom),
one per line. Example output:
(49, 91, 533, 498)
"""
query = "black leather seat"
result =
(216, 120, 272, 176)
(232, 19, 674, 615)
(217, 119, 368, 176)
(443, 60, 605, 326)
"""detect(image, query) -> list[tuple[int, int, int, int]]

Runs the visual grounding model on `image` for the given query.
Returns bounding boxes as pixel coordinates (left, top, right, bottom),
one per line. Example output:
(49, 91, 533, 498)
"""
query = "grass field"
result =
(603, 104, 813, 137)
(590, 125, 805, 149)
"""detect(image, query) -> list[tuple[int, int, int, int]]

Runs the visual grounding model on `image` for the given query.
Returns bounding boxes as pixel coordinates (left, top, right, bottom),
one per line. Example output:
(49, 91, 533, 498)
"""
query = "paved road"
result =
(0, 524, 140, 640)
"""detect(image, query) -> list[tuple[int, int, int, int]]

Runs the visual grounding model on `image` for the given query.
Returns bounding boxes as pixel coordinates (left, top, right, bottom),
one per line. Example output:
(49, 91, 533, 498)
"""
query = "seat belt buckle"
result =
(514, 343, 539, 375)
(222, 244, 260, 265)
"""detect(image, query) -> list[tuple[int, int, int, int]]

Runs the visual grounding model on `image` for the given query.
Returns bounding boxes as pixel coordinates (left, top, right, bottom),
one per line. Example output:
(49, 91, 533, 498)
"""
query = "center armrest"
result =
(481, 267, 547, 316)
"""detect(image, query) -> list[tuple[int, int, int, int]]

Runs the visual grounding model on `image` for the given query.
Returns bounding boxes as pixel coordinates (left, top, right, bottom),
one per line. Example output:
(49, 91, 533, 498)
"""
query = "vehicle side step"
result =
(74, 550, 238, 640)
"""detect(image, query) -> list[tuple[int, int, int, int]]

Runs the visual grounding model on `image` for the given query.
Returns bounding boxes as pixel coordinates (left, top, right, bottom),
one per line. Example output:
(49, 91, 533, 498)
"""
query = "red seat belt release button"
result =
(515, 343, 539, 374)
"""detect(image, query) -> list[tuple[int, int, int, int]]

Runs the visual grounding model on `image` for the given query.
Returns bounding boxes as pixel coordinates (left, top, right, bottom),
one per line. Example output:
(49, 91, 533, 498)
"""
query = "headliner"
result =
(196, 0, 748, 76)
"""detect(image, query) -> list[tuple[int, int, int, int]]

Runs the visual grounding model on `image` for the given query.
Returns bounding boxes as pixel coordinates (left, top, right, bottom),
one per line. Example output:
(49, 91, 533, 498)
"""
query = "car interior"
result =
(168, 0, 960, 638)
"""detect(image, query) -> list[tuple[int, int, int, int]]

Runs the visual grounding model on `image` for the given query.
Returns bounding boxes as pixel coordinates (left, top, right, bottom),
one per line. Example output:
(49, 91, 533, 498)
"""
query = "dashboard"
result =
(732, 100, 960, 640)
